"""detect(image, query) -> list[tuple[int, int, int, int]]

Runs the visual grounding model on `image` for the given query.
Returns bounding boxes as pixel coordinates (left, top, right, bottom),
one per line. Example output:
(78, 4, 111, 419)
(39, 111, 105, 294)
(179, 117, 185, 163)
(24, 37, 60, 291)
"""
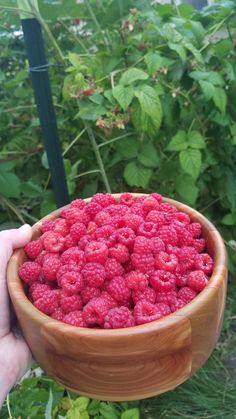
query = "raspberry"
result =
(35, 250, 47, 266)
(105, 258, 124, 280)
(40, 219, 55, 233)
(60, 247, 85, 268)
(19, 261, 41, 284)
(34, 290, 59, 315)
(51, 307, 64, 321)
(159, 203, 177, 214)
(193, 238, 206, 253)
(155, 290, 177, 305)
(132, 287, 156, 304)
(85, 202, 102, 218)
(187, 270, 209, 291)
(42, 254, 61, 281)
(195, 253, 213, 275)
(30, 283, 51, 302)
(178, 287, 197, 303)
(177, 246, 196, 270)
(116, 227, 136, 248)
(63, 234, 78, 250)
(60, 207, 90, 225)
(100, 291, 118, 309)
(106, 204, 129, 217)
(133, 236, 152, 254)
(104, 306, 135, 329)
(60, 293, 83, 313)
(63, 310, 87, 327)
(60, 271, 84, 295)
(151, 237, 165, 255)
(119, 192, 134, 206)
(53, 218, 70, 236)
(78, 235, 91, 250)
(42, 232, 65, 253)
(56, 263, 80, 285)
(107, 276, 131, 303)
(87, 221, 97, 234)
(157, 225, 178, 246)
(94, 225, 115, 240)
(82, 297, 110, 325)
(109, 244, 129, 263)
(177, 228, 194, 247)
(134, 301, 163, 325)
(91, 193, 116, 208)
(94, 211, 111, 226)
(149, 270, 176, 292)
(142, 196, 159, 212)
(70, 199, 86, 210)
(81, 286, 101, 304)
(175, 273, 189, 287)
(124, 213, 143, 230)
(176, 212, 190, 225)
(146, 211, 166, 226)
(126, 271, 148, 291)
(85, 241, 108, 264)
(155, 302, 171, 317)
(137, 222, 158, 238)
(81, 262, 106, 287)
(155, 251, 178, 272)
(150, 192, 162, 203)
(188, 222, 202, 238)
(170, 298, 186, 312)
(24, 239, 43, 260)
(131, 253, 155, 274)
(109, 215, 126, 229)
(130, 202, 145, 217)
(70, 222, 87, 241)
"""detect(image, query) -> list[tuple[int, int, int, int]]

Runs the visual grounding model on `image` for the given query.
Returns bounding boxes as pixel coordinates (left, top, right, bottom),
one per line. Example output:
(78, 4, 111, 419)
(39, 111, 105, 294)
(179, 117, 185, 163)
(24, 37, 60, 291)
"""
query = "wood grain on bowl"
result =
(7, 194, 227, 401)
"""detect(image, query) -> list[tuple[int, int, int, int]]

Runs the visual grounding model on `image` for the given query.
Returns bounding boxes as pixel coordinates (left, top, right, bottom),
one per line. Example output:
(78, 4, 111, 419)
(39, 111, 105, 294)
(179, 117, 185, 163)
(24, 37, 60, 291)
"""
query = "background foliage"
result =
(0, 0, 236, 417)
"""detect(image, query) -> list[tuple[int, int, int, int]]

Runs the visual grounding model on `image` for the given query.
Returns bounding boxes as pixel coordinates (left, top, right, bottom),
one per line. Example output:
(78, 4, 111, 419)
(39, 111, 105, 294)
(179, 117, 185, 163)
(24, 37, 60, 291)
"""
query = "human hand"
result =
(0, 225, 32, 407)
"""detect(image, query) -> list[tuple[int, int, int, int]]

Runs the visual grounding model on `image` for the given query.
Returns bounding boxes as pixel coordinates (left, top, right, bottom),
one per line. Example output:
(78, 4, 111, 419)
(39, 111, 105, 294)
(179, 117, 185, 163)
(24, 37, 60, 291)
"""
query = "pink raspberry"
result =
(133, 236, 152, 254)
(60, 247, 85, 267)
(155, 290, 177, 305)
(78, 235, 91, 250)
(134, 301, 163, 325)
(82, 262, 106, 287)
(56, 263, 80, 285)
(176, 226, 193, 247)
(60, 271, 84, 295)
(142, 196, 159, 212)
(157, 225, 178, 246)
(131, 253, 155, 274)
(149, 270, 176, 292)
(146, 210, 166, 226)
(100, 291, 118, 309)
(155, 302, 171, 317)
(40, 219, 55, 233)
(85, 241, 108, 264)
(82, 297, 110, 325)
(81, 286, 101, 304)
(109, 215, 126, 229)
(30, 283, 51, 302)
(176, 212, 190, 225)
(132, 287, 156, 304)
(126, 271, 148, 291)
(107, 276, 131, 303)
(70, 222, 87, 241)
(85, 202, 102, 218)
(109, 243, 129, 263)
(124, 213, 143, 230)
(42, 254, 61, 281)
(151, 237, 165, 255)
(177, 246, 196, 270)
(195, 253, 213, 275)
(24, 239, 43, 260)
(60, 293, 83, 313)
(60, 207, 90, 225)
(63, 234, 78, 250)
(130, 202, 145, 217)
(106, 204, 129, 217)
(116, 227, 136, 248)
(70, 198, 86, 210)
(104, 306, 135, 329)
(150, 192, 162, 203)
(35, 250, 47, 266)
(175, 273, 189, 287)
(94, 225, 115, 241)
(119, 192, 134, 206)
(155, 251, 178, 272)
(105, 258, 124, 280)
(87, 221, 97, 234)
(94, 211, 111, 226)
(188, 222, 202, 238)
(187, 270, 209, 291)
(34, 290, 59, 315)
(178, 287, 197, 304)
(91, 193, 116, 208)
(19, 261, 41, 284)
(170, 298, 186, 312)
(159, 203, 177, 214)
(51, 307, 65, 321)
(137, 222, 158, 238)
(53, 218, 70, 236)
(193, 238, 206, 253)
(42, 231, 65, 253)
(63, 310, 87, 327)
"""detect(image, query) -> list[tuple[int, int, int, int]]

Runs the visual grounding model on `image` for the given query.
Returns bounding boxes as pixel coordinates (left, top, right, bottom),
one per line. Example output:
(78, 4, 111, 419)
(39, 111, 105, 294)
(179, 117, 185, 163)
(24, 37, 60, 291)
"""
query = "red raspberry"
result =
(60, 247, 85, 267)
(116, 227, 136, 248)
(187, 270, 209, 291)
(87, 221, 97, 234)
(56, 263, 80, 285)
(60, 271, 84, 295)
(170, 298, 186, 312)
(34, 290, 59, 315)
(155, 290, 177, 305)
(94, 225, 115, 241)
(193, 238, 206, 253)
(150, 193, 162, 203)
(105, 258, 124, 280)
(149, 270, 176, 292)
(155, 302, 171, 317)
(70, 222, 87, 241)
(132, 287, 156, 304)
(176, 212, 190, 225)
(109, 215, 126, 229)
(24, 239, 43, 260)
(85, 202, 102, 218)
(19, 261, 41, 284)
(126, 271, 148, 291)
(146, 210, 166, 226)
(178, 287, 197, 303)
(82, 262, 106, 287)
(151, 237, 165, 255)
(70, 199, 86, 210)
(119, 192, 134, 206)
(78, 235, 91, 250)
(158, 225, 178, 246)
(40, 219, 55, 233)
(42, 232, 65, 253)
(155, 251, 178, 272)
(42, 254, 61, 281)
(175, 272, 189, 287)
(134, 301, 163, 325)
(63, 234, 78, 250)
(137, 222, 158, 238)
(91, 193, 116, 208)
(124, 213, 143, 230)
(94, 211, 111, 226)
(177, 246, 196, 270)
(131, 253, 155, 274)
(107, 276, 131, 303)
(63, 310, 87, 327)
(30, 283, 51, 302)
(60, 207, 90, 225)
(195, 253, 213, 275)
(82, 297, 110, 325)
(51, 307, 64, 321)
(130, 202, 145, 217)
(53, 218, 70, 236)
(104, 306, 135, 329)
(60, 293, 83, 313)
(159, 203, 177, 214)
(100, 291, 118, 309)
(85, 241, 108, 264)
(133, 236, 152, 254)
(142, 196, 159, 212)
(106, 204, 129, 217)
(188, 222, 202, 238)
(81, 286, 101, 304)
(35, 250, 47, 266)
(109, 243, 129, 263)
(176, 226, 193, 246)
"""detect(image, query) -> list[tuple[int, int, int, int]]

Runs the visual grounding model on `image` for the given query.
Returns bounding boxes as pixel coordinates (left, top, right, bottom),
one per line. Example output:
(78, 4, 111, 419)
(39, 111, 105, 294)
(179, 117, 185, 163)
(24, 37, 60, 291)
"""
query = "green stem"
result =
(62, 128, 86, 156)
(84, 122, 111, 193)
(6, 395, 13, 419)
(57, 19, 89, 54)
(74, 169, 101, 179)
(84, 0, 111, 50)
(98, 132, 134, 148)
(199, 13, 235, 53)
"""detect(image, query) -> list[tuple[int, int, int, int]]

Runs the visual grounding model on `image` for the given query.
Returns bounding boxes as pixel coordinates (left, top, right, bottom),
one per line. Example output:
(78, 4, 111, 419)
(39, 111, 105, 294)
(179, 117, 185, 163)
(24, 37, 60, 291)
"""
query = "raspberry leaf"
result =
(120, 68, 149, 85)
(166, 130, 188, 151)
(134, 85, 163, 129)
(188, 131, 205, 149)
(121, 408, 140, 419)
(124, 161, 152, 188)
(212, 87, 227, 114)
(112, 85, 134, 110)
(179, 149, 202, 179)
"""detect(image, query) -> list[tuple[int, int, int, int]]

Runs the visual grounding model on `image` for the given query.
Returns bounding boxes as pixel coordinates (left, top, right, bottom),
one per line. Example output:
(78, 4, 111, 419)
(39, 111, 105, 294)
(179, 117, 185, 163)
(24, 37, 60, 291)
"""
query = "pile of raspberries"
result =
(19, 193, 213, 329)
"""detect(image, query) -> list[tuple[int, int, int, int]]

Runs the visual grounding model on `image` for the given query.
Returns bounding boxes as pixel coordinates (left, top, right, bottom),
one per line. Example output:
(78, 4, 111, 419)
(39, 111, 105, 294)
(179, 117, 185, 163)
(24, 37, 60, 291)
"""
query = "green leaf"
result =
(73, 397, 90, 411)
(68, 52, 82, 67)
(176, 174, 199, 205)
(144, 52, 163, 74)
(199, 80, 215, 100)
(0, 170, 20, 198)
(166, 130, 187, 151)
(116, 138, 139, 159)
(190, 71, 224, 86)
(131, 102, 158, 136)
(184, 41, 203, 63)
(221, 213, 236, 226)
(168, 43, 186, 62)
(120, 68, 149, 85)
(138, 143, 160, 168)
(121, 408, 140, 419)
(87, 400, 100, 415)
(76, 103, 107, 120)
(179, 149, 202, 179)
(67, 406, 89, 419)
(112, 85, 134, 110)
(134, 85, 162, 129)
(99, 402, 119, 419)
(124, 162, 152, 188)
(188, 131, 205, 149)
(212, 87, 227, 114)
(20, 181, 42, 198)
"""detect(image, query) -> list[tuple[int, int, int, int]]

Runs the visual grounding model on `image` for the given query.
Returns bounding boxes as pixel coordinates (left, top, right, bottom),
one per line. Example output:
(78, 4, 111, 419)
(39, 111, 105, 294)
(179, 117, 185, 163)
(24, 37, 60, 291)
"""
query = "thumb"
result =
(11, 224, 32, 249)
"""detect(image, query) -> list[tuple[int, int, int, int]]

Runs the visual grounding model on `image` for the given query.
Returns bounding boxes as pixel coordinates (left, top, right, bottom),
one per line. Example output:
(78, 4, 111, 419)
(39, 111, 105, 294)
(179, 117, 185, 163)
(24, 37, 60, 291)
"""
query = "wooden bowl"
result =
(7, 194, 227, 401)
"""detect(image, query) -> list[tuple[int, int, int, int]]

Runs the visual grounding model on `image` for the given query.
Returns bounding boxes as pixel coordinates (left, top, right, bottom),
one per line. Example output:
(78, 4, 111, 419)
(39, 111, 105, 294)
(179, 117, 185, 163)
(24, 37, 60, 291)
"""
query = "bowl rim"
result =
(7, 193, 228, 337)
